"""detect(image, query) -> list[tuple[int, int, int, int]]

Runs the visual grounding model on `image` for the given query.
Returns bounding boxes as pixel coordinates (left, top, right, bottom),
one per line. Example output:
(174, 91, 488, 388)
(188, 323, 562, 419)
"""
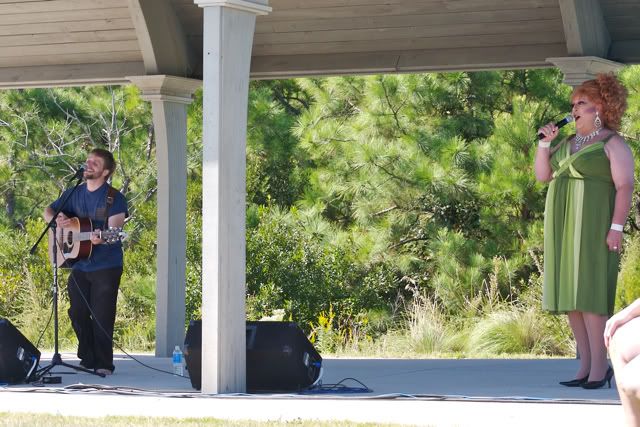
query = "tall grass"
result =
(114, 275, 156, 351)
(331, 298, 572, 358)
(405, 297, 461, 354)
(8, 269, 157, 354)
(327, 256, 574, 359)
(12, 267, 77, 351)
(466, 307, 568, 356)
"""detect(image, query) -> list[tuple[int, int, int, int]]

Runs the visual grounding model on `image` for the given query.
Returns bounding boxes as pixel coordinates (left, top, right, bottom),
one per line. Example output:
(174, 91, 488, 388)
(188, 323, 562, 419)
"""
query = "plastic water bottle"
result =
(172, 345, 184, 376)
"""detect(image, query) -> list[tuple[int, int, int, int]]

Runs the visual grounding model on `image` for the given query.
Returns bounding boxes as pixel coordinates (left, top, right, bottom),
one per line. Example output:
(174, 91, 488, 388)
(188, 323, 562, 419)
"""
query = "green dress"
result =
(543, 136, 620, 316)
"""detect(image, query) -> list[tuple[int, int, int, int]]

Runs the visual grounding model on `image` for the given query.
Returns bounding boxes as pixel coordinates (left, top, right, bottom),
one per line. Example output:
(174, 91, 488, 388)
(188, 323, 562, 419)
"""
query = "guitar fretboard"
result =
(73, 232, 95, 241)
(70, 231, 121, 242)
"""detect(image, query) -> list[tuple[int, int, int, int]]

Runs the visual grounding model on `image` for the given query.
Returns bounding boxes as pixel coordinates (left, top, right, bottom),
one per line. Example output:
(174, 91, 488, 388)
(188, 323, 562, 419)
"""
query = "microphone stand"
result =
(30, 171, 105, 380)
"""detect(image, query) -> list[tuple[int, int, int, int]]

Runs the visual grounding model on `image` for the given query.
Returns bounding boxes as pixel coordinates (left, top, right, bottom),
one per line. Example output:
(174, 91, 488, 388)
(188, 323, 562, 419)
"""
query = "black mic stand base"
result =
(36, 352, 106, 380)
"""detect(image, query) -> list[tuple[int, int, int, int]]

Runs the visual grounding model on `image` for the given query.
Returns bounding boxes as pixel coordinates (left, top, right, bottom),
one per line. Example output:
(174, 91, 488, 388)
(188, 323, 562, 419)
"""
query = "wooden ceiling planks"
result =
(248, 0, 568, 77)
(0, 18, 133, 37)
(255, 20, 564, 46)
(0, 51, 142, 68)
(255, 7, 560, 34)
(0, 0, 139, 69)
(263, 0, 559, 19)
(0, 0, 635, 85)
(0, 0, 140, 85)
(252, 31, 565, 56)
(0, 0, 128, 14)
(250, 0, 564, 64)
(601, 0, 640, 41)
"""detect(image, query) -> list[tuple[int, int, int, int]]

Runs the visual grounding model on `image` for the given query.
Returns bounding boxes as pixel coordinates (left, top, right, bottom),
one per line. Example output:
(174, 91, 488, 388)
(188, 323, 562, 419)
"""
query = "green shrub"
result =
(246, 206, 398, 333)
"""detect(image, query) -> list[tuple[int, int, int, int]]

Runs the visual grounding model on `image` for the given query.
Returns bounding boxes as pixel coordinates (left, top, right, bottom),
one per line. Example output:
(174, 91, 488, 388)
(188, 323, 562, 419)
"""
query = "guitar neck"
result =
(72, 231, 122, 243)
(74, 231, 98, 242)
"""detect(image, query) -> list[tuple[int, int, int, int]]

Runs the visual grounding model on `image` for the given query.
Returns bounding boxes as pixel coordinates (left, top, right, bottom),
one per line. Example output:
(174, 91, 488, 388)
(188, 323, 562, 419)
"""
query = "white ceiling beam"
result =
(127, 0, 195, 76)
(250, 44, 567, 79)
(0, 61, 144, 89)
(558, 0, 610, 57)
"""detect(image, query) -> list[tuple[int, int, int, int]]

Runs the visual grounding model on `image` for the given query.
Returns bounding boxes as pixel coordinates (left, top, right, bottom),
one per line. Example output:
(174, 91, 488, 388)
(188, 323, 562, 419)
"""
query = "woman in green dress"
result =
(534, 73, 633, 389)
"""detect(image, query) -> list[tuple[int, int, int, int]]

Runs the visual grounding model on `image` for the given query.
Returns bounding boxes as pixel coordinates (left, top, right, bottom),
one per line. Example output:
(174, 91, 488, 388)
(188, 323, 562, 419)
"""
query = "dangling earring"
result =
(594, 111, 602, 130)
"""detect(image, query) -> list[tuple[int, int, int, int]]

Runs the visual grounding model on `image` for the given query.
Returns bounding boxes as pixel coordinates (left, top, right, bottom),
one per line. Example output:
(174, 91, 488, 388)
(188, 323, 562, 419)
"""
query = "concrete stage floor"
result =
(0, 353, 624, 426)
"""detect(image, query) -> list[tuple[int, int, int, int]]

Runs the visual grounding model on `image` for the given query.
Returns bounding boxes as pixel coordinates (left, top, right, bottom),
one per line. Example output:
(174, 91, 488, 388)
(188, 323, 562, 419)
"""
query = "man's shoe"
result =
(79, 360, 95, 370)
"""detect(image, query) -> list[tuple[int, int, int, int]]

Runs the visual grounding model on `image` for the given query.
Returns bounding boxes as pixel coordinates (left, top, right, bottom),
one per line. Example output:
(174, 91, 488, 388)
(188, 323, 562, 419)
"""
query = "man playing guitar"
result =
(43, 148, 128, 376)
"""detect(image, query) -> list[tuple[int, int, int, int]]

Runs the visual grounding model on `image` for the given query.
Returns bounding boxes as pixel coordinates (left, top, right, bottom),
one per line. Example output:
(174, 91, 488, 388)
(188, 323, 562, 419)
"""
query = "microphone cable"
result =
(43, 230, 189, 381)
(34, 303, 54, 350)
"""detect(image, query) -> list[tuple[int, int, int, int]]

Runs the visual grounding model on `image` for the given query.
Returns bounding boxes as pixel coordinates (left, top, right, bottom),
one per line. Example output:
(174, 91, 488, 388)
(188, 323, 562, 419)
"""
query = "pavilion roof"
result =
(0, 0, 637, 87)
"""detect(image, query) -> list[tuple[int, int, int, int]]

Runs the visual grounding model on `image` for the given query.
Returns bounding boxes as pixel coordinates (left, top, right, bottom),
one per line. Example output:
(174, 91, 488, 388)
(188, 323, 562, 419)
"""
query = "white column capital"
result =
(127, 75, 202, 104)
(546, 56, 624, 87)
(194, 0, 271, 15)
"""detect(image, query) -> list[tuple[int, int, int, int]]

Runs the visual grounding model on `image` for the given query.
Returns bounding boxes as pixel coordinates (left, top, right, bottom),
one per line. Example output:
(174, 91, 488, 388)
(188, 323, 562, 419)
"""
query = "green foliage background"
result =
(0, 67, 639, 356)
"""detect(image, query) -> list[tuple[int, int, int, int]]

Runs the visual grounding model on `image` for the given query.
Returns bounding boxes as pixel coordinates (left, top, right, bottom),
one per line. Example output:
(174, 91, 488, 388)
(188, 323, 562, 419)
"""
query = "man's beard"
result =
(84, 171, 102, 180)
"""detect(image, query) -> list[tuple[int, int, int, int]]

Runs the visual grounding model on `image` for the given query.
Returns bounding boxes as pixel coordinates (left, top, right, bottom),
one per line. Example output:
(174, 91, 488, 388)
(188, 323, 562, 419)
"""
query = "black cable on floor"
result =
(302, 377, 373, 394)
(38, 234, 190, 381)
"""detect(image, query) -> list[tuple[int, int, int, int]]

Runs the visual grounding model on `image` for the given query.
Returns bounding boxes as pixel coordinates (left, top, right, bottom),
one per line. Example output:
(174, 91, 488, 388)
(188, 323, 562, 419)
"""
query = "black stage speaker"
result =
(184, 320, 322, 392)
(0, 318, 40, 384)
(183, 320, 202, 390)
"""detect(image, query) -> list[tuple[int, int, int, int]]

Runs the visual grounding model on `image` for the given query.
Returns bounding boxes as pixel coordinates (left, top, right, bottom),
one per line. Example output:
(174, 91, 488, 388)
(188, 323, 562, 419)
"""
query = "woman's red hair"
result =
(572, 73, 628, 131)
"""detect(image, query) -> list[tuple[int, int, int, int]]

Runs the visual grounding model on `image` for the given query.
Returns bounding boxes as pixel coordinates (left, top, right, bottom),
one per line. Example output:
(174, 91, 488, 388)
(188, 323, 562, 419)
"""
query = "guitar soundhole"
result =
(65, 231, 73, 246)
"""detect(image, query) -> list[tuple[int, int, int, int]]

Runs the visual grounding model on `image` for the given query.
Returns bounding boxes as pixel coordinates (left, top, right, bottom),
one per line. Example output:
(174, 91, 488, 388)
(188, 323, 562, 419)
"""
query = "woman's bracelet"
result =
(538, 141, 551, 148)
(611, 223, 624, 232)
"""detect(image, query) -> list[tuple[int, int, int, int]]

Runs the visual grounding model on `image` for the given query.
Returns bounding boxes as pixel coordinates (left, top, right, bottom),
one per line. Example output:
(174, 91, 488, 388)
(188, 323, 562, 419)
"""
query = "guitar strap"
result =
(95, 185, 118, 231)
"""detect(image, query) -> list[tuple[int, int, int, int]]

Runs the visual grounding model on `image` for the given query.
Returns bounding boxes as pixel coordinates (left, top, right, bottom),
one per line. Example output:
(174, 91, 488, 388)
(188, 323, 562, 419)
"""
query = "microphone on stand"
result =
(71, 166, 85, 180)
(538, 115, 574, 140)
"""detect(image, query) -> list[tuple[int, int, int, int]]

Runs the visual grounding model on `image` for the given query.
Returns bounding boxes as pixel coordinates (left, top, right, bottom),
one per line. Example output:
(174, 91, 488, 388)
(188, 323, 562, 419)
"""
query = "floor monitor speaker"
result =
(0, 318, 40, 384)
(184, 320, 322, 392)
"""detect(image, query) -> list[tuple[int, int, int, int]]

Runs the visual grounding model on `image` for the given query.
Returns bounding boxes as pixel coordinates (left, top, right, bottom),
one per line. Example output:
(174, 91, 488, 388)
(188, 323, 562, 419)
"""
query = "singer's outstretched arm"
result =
(534, 122, 560, 182)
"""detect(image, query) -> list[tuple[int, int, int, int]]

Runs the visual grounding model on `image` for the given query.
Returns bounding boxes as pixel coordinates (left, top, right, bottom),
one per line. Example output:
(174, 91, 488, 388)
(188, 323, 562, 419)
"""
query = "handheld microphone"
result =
(538, 115, 574, 140)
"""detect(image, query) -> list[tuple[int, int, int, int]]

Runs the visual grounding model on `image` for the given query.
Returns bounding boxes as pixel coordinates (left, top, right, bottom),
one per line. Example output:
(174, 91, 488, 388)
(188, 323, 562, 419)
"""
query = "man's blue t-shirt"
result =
(49, 182, 128, 272)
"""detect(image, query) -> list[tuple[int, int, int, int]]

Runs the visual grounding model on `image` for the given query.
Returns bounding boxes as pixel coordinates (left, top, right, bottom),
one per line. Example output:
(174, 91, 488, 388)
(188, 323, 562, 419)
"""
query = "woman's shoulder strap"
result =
(601, 132, 621, 145)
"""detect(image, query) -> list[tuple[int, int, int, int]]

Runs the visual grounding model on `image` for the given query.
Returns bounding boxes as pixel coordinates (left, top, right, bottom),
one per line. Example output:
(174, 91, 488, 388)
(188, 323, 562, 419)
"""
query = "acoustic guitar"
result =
(48, 217, 127, 267)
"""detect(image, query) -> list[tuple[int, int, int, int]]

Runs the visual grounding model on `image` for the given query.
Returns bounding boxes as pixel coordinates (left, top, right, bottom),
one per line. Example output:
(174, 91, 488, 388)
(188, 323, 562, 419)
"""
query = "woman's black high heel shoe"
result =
(559, 374, 589, 387)
(581, 367, 614, 389)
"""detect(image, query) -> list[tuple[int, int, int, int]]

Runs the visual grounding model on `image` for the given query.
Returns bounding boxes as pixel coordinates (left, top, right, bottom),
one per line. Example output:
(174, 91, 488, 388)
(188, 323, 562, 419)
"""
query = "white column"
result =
(127, 75, 202, 357)
(546, 56, 624, 87)
(194, 0, 270, 393)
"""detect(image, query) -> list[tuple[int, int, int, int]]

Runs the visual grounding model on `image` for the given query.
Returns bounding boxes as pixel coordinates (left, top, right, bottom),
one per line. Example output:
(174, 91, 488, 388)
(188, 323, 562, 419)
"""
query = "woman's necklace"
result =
(575, 128, 601, 150)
